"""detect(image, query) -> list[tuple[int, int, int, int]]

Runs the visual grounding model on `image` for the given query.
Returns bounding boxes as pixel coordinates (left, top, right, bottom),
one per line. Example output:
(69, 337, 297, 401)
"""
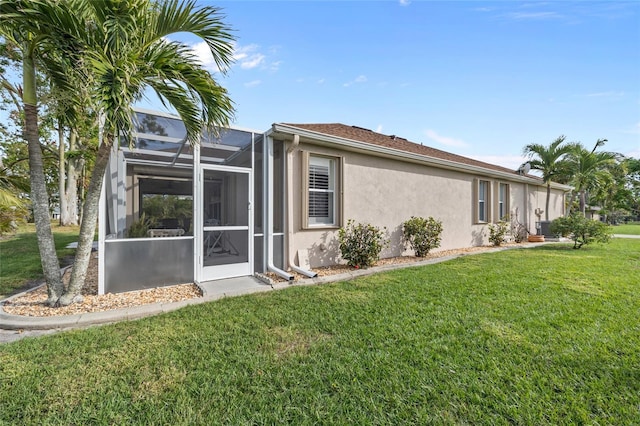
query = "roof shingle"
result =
(280, 123, 521, 176)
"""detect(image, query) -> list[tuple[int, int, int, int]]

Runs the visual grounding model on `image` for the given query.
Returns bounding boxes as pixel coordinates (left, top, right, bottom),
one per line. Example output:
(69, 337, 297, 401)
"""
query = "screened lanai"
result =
(99, 108, 285, 294)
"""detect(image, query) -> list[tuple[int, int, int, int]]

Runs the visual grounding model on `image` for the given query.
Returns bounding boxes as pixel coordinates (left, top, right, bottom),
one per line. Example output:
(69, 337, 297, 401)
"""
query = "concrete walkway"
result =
(613, 234, 640, 239)
(0, 240, 579, 343)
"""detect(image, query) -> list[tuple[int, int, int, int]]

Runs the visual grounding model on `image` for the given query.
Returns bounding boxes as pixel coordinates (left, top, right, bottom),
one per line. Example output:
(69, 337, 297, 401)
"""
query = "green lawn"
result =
(0, 223, 80, 298)
(1, 239, 638, 424)
(612, 222, 640, 235)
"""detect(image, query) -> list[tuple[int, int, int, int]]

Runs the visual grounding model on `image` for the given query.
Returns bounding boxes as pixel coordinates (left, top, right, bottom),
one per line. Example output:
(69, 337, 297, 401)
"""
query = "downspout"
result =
(524, 183, 530, 234)
(266, 133, 294, 281)
(286, 134, 317, 278)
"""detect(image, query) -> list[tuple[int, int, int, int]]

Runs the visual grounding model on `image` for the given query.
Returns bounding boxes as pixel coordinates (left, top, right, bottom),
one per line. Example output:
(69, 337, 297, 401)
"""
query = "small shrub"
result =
(509, 213, 528, 243)
(488, 220, 509, 246)
(550, 214, 611, 249)
(126, 213, 155, 238)
(402, 216, 443, 257)
(0, 203, 28, 236)
(338, 220, 387, 268)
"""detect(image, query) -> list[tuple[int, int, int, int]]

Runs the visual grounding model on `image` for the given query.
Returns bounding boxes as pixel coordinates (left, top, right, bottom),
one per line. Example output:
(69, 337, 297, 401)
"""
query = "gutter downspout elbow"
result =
(287, 134, 300, 153)
(291, 263, 317, 278)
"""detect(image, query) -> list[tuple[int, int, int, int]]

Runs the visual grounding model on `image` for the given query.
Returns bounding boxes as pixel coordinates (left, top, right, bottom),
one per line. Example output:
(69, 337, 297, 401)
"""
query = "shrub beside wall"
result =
(550, 214, 611, 249)
(338, 220, 387, 268)
(488, 220, 509, 246)
(402, 216, 443, 257)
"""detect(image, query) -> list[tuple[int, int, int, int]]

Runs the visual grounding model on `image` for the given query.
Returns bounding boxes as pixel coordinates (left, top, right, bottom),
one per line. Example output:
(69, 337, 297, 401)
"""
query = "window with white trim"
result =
(478, 180, 489, 222)
(498, 183, 509, 220)
(308, 155, 336, 226)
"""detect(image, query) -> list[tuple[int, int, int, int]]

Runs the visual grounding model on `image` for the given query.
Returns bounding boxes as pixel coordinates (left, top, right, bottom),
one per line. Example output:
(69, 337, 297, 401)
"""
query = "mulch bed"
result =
(2, 255, 201, 317)
(3, 244, 524, 317)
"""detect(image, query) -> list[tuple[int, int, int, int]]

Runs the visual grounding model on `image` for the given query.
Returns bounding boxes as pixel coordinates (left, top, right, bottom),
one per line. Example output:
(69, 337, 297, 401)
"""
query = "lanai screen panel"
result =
(104, 110, 195, 293)
(119, 110, 194, 165)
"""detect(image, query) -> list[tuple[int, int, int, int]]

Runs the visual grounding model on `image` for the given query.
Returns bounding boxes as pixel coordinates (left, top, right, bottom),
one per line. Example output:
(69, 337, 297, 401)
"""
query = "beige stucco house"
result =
(269, 123, 569, 270)
(98, 109, 570, 293)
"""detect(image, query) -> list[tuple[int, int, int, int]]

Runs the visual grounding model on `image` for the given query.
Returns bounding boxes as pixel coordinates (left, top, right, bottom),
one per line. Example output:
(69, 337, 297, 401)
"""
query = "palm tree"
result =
(0, 1, 72, 304)
(566, 141, 618, 216)
(1, 0, 235, 306)
(522, 136, 576, 221)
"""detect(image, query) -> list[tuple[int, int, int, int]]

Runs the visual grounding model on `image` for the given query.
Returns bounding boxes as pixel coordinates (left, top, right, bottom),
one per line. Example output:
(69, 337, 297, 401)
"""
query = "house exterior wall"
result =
(287, 140, 567, 268)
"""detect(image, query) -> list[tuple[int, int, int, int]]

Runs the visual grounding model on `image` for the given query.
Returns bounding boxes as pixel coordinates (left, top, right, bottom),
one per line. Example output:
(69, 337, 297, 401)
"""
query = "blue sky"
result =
(145, 1, 636, 169)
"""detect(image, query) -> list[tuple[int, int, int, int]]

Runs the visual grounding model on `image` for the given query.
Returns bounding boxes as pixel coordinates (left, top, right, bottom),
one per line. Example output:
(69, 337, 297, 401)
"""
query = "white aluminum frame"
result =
(195, 163, 253, 282)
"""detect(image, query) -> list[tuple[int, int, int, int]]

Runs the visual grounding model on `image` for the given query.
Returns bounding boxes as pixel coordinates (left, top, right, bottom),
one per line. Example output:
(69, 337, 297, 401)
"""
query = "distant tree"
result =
(565, 140, 618, 216)
(623, 157, 640, 219)
(522, 136, 576, 221)
(589, 159, 630, 223)
(0, 158, 29, 234)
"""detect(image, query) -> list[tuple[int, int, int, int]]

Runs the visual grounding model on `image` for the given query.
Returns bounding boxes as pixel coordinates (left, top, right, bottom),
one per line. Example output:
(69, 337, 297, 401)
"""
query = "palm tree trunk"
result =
(58, 136, 112, 306)
(23, 49, 63, 305)
(63, 130, 80, 225)
(580, 190, 586, 216)
(545, 183, 550, 221)
(58, 122, 67, 225)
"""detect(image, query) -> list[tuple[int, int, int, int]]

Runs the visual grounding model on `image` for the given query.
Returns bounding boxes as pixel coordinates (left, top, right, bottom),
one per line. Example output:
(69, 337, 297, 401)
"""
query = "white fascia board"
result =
(271, 124, 572, 191)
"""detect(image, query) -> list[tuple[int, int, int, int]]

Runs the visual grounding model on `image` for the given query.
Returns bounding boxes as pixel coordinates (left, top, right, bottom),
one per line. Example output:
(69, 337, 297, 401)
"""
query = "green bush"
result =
(550, 214, 611, 249)
(488, 220, 509, 246)
(338, 220, 387, 268)
(0, 202, 28, 236)
(126, 213, 155, 238)
(402, 216, 443, 257)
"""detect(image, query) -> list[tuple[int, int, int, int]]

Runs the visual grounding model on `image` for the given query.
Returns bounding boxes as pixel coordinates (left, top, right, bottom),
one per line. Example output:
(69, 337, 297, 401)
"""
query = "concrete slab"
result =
(198, 276, 270, 298)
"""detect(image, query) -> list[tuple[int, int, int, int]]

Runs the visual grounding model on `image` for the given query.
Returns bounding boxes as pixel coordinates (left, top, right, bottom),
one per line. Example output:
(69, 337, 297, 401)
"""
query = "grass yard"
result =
(0, 223, 80, 299)
(612, 222, 640, 235)
(1, 239, 639, 424)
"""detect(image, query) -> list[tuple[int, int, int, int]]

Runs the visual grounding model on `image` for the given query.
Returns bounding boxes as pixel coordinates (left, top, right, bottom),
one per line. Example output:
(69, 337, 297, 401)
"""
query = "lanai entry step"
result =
(198, 276, 269, 298)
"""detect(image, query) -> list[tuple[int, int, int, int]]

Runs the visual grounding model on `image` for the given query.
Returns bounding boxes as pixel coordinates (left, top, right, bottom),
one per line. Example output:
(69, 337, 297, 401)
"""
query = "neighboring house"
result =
(98, 109, 571, 294)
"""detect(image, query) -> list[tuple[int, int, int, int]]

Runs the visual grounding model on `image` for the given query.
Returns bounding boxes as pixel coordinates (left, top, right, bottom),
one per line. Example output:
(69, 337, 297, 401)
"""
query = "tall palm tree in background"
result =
(522, 136, 576, 221)
(566, 140, 618, 216)
(1, 0, 235, 306)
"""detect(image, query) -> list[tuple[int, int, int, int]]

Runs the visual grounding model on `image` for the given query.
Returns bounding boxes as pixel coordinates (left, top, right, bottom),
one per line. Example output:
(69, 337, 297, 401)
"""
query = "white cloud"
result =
(343, 75, 368, 87)
(505, 11, 563, 20)
(376, 124, 383, 133)
(185, 41, 268, 73)
(160, 38, 280, 75)
(235, 44, 266, 69)
(189, 40, 223, 73)
(269, 61, 282, 72)
(399, 0, 411, 6)
(234, 43, 281, 71)
(586, 91, 625, 98)
(244, 80, 261, 88)
(424, 129, 469, 148)
(625, 149, 640, 159)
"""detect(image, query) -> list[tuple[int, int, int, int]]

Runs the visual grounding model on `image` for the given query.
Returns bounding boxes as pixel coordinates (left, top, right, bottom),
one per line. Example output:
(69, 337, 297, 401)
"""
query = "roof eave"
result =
(270, 123, 572, 190)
